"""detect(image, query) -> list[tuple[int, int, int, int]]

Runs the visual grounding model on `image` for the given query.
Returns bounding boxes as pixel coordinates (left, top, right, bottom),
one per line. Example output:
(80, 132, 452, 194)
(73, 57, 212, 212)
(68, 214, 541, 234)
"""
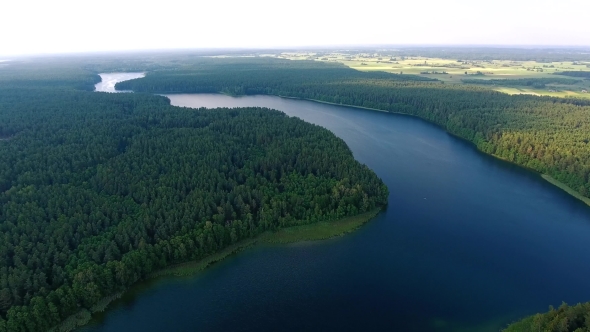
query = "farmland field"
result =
(278, 52, 590, 99)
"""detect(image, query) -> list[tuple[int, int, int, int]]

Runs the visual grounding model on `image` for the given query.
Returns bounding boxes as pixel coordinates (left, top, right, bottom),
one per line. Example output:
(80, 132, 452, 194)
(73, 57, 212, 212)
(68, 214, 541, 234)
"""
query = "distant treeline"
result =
(555, 71, 590, 78)
(372, 47, 590, 62)
(0, 60, 101, 91)
(118, 57, 590, 200)
(420, 71, 448, 74)
(0, 60, 388, 331)
(462, 77, 582, 88)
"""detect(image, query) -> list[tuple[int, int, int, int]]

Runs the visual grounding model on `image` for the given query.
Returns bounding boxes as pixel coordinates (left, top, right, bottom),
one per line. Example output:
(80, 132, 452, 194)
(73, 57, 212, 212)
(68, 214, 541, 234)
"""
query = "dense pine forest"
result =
(0, 59, 388, 331)
(504, 302, 590, 332)
(461, 77, 582, 88)
(117, 57, 590, 201)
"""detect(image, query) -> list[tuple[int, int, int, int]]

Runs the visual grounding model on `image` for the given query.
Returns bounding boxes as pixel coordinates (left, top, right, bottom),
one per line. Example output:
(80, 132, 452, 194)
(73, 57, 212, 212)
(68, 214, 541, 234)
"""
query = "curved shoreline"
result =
(251, 94, 590, 207)
(52, 209, 383, 332)
(159, 90, 590, 207)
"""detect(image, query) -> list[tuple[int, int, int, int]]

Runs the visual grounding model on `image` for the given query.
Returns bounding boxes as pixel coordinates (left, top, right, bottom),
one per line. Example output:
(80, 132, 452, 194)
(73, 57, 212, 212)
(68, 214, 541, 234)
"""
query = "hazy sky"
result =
(1, 0, 589, 56)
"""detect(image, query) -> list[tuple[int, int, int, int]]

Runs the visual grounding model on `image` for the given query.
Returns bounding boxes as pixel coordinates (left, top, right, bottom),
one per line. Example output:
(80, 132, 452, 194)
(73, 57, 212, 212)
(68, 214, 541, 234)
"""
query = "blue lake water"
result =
(84, 86, 590, 331)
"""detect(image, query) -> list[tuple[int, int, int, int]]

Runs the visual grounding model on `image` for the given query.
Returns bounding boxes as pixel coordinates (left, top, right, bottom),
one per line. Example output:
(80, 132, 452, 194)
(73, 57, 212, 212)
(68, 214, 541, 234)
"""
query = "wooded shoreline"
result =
(167, 91, 590, 208)
(50, 209, 382, 332)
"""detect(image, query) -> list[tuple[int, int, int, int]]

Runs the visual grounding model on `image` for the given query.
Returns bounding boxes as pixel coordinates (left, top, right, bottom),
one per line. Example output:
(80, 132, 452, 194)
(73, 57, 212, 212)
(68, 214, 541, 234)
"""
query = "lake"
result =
(85, 76, 590, 332)
(94, 72, 145, 93)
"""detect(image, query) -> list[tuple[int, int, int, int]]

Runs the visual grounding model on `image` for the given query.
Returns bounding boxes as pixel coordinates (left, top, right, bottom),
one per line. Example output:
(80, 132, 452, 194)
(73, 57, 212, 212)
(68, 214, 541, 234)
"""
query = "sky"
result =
(1, 0, 589, 56)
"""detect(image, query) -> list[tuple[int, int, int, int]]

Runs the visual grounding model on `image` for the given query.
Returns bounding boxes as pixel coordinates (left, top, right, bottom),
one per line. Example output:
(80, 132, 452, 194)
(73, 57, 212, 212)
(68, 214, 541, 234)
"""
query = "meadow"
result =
(278, 52, 590, 99)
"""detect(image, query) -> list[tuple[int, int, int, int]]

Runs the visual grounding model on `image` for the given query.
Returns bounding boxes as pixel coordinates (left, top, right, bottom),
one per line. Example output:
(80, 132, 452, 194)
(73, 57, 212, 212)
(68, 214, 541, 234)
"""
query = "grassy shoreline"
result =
(51, 208, 382, 332)
(153, 208, 382, 277)
(541, 174, 590, 206)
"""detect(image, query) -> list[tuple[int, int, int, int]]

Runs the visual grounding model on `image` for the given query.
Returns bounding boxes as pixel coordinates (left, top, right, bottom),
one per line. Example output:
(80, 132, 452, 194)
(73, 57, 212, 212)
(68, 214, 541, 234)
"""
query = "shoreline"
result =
(153, 208, 381, 278)
(541, 174, 590, 206)
(51, 208, 383, 332)
(271, 95, 590, 207)
(277, 95, 390, 113)
(157, 90, 590, 208)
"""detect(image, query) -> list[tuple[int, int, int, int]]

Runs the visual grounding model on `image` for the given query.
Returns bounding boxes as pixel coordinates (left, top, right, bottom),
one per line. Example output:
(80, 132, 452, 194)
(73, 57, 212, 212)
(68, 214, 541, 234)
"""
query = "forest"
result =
(0, 60, 388, 331)
(461, 77, 582, 88)
(117, 57, 590, 200)
(556, 71, 590, 78)
(504, 302, 590, 332)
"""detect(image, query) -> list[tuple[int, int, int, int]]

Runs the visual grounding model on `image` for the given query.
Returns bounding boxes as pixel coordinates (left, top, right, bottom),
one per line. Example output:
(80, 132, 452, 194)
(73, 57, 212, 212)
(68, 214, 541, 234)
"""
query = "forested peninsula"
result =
(0, 60, 388, 331)
(117, 58, 590, 203)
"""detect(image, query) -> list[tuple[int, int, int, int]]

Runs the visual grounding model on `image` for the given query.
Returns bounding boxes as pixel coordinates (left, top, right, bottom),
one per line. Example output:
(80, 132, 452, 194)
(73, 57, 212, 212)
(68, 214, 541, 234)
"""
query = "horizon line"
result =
(2, 44, 590, 58)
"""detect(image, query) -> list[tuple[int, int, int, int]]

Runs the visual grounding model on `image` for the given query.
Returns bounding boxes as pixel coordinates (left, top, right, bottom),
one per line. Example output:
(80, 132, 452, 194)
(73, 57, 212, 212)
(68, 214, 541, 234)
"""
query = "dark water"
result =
(82, 93, 590, 332)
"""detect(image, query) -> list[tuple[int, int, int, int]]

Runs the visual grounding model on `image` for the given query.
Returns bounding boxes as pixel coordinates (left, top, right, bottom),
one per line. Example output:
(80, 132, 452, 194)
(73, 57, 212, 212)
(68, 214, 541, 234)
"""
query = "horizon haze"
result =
(1, 0, 590, 56)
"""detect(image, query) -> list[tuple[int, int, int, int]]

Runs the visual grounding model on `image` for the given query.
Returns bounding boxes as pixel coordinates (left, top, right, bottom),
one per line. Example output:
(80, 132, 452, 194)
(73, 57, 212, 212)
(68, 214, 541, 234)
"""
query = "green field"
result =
(278, 52, 590, 99)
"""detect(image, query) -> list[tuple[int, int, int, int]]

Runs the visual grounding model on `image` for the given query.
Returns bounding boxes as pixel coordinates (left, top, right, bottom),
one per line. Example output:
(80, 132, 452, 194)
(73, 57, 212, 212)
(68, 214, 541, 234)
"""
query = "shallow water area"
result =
(83, 78, 590, 331)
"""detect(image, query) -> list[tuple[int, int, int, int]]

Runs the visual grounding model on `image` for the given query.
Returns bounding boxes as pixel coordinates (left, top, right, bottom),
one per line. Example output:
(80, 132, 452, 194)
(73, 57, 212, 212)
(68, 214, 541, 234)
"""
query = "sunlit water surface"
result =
(94, 72, 145, 93)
